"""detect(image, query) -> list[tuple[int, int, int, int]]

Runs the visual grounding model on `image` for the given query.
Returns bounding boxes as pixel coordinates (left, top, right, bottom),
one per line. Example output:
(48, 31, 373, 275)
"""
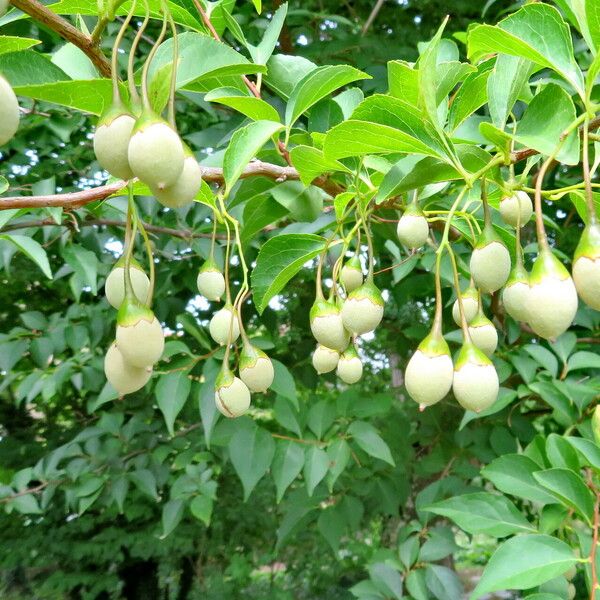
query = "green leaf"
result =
(0, 36, 41, 56)
(272, 441, 305, 503)
(199, 359, 220, 448)
(251, 233, 327, 314)
(190, 495, 213, 526)
(426, 565, 463, 600)
(424, 492, 536, 537)
(348, 421, 395, 466)
(11, 493, 42, 514)
(156, 372, 191, 437)
(448, 60, 493, 132)
(0, 234, 52, 278)
(251, 1, 287, 64)
(533, 468, 594, 524)
(317, 505, 345, 553)
(289, 145, 349, 186)
(270, 360, 297, 405)
(369, 563, 403, 600)
(566, 436, 600, 471)
(436, 61, 476, 103)
(205, 87, 281, 122)
(388, 60, 419, 105)
(523, 344, 559, 377)
(545, 434, 579, 471)
(251, 0, 261, 13)
(129, 469, 158, 500)
(488, 54, 533, 128)
(406, 570, 429, 600)
(62, 245, 98, 294)
(326, 439, 351, 491)
(586, 0, 600, 52)
(229, 423, 275, 500)
(303, 446, 329, 496)
(323, 120, 442, 160)
(265, 54, 316, 100)
(567, 350, 600, 371)
(0, 50, 69, 86)
(241, 195, 289, 244)
(161, 499, 185, 538)
(223, 120, 284, 192)
(285, 65, 370, 127)
(470, 535, 576, 599)
(467, 4, 584, 98)
(307, 400, 336, 439)
(511, 83, 579, 165)
(482, 454, 556, 504)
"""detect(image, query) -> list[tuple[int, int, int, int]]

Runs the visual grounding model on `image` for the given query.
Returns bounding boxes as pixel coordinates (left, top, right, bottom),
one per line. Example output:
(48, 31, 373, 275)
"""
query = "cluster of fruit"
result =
(0, 73, 19, 148)
(404, 189, 600, 414)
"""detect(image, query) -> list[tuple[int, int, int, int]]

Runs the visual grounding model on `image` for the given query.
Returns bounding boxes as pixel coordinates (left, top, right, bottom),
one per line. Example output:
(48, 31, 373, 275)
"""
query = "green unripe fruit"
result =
(209, 304, 240, 345)
(341, 281, 384, 335)
(239, 345, 274, 393)
(336, 346, 363, 384)
(452, 343, 498, 412)
(128, 110, 184, 190)
(93, 107, 135, 180)
(104, 341, 152, 395)
(340, 255, 363, 293)
(215, 368, 251, 418)
(573, 223, 600, 310)
(567, 583, 575, 600)
(527, 250, 578, 340)
(499, 191, 533, 228)
(312, 345, 340, 374)
(105, 258, 150, 309)
(310, 300, 349, 352)
(452, 287, 479, 327)
(116, 301, 164, 367)
(153, 150, 202, 208)
(592, 405, 600, 446)
(468, 313, 498, 357)
(502, 266, 531, 322)
(397, 201, 429, 248)
(405, 333, 453, 409)
(0, 74, 19, 146)
(470, 233, 511, 293)
(197, 259, 225, 301)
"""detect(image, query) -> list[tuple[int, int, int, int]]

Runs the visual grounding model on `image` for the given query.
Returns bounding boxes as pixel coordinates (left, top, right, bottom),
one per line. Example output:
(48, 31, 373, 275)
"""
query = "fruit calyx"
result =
(574, 222, 600, 262)
(455, 341, 492, 370)
(417, 329, 450, 358)
(116, 296, 154, 327)
(529, 247, 570, 285)
(97, 99, 133, 128)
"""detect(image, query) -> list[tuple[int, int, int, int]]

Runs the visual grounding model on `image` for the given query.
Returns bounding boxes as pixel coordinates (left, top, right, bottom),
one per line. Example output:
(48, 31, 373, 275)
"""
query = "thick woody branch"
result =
(10, 0, 112, 77)
(0, 162, 301, 211)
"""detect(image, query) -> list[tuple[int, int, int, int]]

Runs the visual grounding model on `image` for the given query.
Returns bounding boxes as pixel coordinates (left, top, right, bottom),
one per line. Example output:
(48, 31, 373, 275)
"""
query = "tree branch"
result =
(10, 0, 112, 77)
(0, 162, 302, 211)
(361, 0, 386, 36)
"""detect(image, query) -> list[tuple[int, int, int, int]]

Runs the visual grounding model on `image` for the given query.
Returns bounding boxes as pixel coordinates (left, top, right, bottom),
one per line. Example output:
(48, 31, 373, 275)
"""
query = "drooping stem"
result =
(166, 8, 179, 128)
(583, 118, 598, 226)
(135, 214, 155, 306)
(221, 210, 233, 305)
(141, 6, 168, 111)
(534, 155, 553, 253)
(362, 214, 375, 280)
(110, 0, 137, 103)
(209, 214, 217, 260)
(448, 245, 471, 341)
(127, 0, 150, 107)
(124, 184, 138, 299)
(480, 177, 491, 228)
(432, 250, 444, 338)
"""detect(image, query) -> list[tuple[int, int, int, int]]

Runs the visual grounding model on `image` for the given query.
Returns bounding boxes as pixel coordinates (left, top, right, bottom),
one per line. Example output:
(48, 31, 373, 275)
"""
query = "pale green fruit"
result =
(105, 264, 150, 309)
(567, 583, 575, 600)
(452, 289, 479, 326)
(341, 282, 384, 335)
(153, 154, 202, 208)
(116, 315, 164, 368)
(502, 279, 531, 322)
(573, 224, 600, 310)
(527, 251, 578, 340)
(104, 341, 152, 395)
(0, 74, 19, 146)
(468, 318, 498, 357)
(128, 118, 184, 190)
(340, 257, 363, 293)
(336, 348, 363, 384)
(93, 113, 135, 180)
(397, 214, 429, 248)
(239, 348, 274, 393)
(593, 405, 600, 446)
(452, 344, 498, 412)
(209, 305, 240, 345)
(499, 191, 533, 228)
(405, 334, 453, 409)
(197, 267, 225, 302)
(470, 240, 511, 293)
(215, 375, 251, 418)
(0, 0, 8, 16)
(312, 345, 339, 374)
(565, 566, 576, 582)
(310, 300, 349, 351)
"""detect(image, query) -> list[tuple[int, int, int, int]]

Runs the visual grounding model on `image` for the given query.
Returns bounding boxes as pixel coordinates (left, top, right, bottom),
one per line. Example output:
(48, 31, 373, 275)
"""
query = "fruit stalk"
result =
(140, 4, 168, 111)
(109, 0, 136, 104)
(582, 117, 598, 226)
(127, 0, 150, 108)
(166, 6, 179, 129)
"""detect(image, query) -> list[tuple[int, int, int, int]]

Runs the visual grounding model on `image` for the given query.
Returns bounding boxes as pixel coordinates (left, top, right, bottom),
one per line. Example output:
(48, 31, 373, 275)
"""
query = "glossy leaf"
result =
(272, 441, 304, 503)
(348, 421, 395, 466)
(0, 234, 52, 279)
(156, 372, 191, 437)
